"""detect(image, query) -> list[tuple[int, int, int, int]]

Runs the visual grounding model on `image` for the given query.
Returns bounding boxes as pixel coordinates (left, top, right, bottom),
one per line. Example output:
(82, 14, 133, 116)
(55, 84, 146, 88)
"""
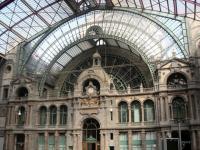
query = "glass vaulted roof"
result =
(25, 9, 188, 74)
(1, 0, 199, 78)
(0, 0, 199, 55)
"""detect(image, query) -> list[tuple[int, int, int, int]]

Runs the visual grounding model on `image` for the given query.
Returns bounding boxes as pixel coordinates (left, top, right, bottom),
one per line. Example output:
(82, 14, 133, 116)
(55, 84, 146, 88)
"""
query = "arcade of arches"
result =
(1, 50, 200, 150)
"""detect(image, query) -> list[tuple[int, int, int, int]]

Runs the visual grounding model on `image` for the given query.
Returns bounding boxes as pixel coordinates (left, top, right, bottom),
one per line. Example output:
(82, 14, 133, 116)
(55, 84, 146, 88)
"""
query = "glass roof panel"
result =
(25, 9, 188, 74)
(0, 0, 200, 54)
(57, 53, 72, 66)
(77, 41, 93, 51)
(0, 0, 74, 54)
(67, 45, 82, 57)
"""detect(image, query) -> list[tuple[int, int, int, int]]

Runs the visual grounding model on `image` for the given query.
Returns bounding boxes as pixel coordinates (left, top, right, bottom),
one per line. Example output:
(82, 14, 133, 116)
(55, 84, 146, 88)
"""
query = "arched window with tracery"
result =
(144, 100, 155, 122)
(118, 101, 128, 123)
(18, 106, 25, 125)
(60, 105, 67, 125)
(49, 106, 57, 125)
(39, 106, 47, 125)
(167, 73, 187, 88)
(131, 101, 141, 122)
(172, 97, 186, 120)
(82, 118, 100, 149)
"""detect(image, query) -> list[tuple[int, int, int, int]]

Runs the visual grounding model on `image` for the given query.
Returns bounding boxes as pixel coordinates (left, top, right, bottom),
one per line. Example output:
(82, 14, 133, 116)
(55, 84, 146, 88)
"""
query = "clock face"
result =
(88, 87, 94, 94)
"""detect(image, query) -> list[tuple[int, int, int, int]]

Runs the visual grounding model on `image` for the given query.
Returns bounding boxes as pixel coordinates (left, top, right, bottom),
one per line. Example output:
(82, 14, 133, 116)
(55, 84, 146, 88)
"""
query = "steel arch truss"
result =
(19, 9, 189, 94)
(23, 9, 188, 71)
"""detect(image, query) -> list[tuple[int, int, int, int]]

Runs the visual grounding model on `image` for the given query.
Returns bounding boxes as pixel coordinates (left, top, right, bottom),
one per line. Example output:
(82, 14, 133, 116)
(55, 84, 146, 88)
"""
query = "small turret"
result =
(92, 51, 101, 67)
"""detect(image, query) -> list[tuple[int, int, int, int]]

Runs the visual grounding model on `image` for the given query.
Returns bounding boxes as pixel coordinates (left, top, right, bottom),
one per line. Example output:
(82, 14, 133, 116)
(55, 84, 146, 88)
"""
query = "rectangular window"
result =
(132, 132, 141, 150)
(110, 111, 113, 120)
(3, 86, 9, 100)
(48, 134, 55, 150)
(38, 134, 45, 150)
(110, 146, 114, 150)
(119, 132, 128, 150)
(16, 134, 25, 150)
(110, 133, 113, 140)
(59, 134, 66, 150)
(145, 132, 156, 150)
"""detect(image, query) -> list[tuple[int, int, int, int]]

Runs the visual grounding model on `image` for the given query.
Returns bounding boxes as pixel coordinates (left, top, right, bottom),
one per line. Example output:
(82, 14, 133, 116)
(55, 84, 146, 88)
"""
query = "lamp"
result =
(18, 109, 21, 116)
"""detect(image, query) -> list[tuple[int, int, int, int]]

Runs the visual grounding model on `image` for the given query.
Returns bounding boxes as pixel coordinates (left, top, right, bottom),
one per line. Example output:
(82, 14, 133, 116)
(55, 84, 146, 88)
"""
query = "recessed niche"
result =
(6, 65, 12, 73)
(16, 87, 29, 97)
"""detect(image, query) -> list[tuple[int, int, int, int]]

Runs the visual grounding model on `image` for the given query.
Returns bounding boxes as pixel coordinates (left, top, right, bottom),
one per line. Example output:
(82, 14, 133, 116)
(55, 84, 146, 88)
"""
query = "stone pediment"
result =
(159, 59, 189, 69)
(12, 76, 34, 85)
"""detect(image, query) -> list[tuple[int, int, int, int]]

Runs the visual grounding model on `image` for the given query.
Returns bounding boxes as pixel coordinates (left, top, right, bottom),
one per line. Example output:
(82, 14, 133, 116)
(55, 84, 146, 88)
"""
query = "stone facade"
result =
(0, 49, 200, 150)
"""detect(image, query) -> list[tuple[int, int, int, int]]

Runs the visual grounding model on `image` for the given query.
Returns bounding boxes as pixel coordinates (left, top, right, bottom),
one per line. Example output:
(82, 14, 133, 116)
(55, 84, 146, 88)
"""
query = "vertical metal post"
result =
(178, 122, 182, 150)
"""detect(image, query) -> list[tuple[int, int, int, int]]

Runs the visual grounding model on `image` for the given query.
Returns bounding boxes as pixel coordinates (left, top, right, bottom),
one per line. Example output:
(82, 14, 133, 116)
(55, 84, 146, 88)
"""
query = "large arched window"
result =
(131, 101, 141, 122)
(60, 105, 67, 125)
(144, 100, 155, 122)
(49, 106, 57, 125)
(39, 106, 47, 125)
(118, 101, 128, 123)
(167, 73, 187, 88)
(18, 106, 25, 125)
(172, 97, 186, 120)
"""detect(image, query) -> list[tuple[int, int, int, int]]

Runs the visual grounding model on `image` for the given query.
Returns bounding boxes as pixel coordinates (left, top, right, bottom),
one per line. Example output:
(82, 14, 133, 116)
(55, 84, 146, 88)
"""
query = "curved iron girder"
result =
(34, 20, 163, 70)
(117, 7, 187, 56)
(23, 7, 187, 71)
(38, 34, 155, 95)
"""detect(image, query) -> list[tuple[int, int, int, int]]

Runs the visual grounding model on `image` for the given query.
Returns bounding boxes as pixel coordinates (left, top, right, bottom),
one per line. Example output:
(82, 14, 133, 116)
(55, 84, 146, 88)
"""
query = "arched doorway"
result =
(82, 118, 100, 150)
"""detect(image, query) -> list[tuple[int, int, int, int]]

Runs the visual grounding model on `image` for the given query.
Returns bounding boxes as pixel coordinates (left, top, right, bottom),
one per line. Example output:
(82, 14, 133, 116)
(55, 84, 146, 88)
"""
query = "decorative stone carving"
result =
(80, 98, 99, 106)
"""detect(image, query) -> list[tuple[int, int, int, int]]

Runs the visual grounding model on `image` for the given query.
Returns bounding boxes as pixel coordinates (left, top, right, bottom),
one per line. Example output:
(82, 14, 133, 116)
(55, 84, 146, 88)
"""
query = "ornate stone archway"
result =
(82, 118, 100, 150)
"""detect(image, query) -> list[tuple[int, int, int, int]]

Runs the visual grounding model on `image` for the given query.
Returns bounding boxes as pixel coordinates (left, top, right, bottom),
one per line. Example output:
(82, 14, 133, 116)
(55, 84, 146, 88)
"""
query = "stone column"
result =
(77, 131, 82, 150)
(29, 105, 32, 126)
(114, 131, 119, 150)
(170, 104, 173, 120)
(65, 132, 68, 150)
(197, 130, 200, 150)
(156, 97, 161, 122)
(141, 131, 145, 150)
(45, 131, 48, 150)
(188, 95, 194, 120)
(128, 130, 132, 150)
(25, 106, 29, 126)
(156, 132, 161, 150)
(24, 133, 28, 150)
(57, 108, 60, 126)
(13, 107, 17, 125)
(8, 133, 14, 150)
(128, 105, 131, 124)
(194, 95, 199, 120)
(33, 133, 38, 150)
(191, 130, 197, 150)
(141, 104, 144, 126)
(5, 133, 9, 150)
(72, 133, 77, 150)
(7, 106, 10, 125)
(55, 131, 59, 150)
(160, 98, 164, 121)
(165, 97, 169, 121)
(162, 131, 166, 150)
(46, 109, 49, 126)
(100, 132, 105, 150)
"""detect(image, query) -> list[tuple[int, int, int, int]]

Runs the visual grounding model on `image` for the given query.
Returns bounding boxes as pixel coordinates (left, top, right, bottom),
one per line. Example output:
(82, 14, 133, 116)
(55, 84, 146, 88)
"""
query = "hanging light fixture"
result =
(18, 108, 21, 116)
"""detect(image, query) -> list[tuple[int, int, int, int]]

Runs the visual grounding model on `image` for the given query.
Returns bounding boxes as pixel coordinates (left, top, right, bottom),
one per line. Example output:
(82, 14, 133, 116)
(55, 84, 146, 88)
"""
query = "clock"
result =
(88, 87, 94, 94)
(85, 81, 97, 96)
